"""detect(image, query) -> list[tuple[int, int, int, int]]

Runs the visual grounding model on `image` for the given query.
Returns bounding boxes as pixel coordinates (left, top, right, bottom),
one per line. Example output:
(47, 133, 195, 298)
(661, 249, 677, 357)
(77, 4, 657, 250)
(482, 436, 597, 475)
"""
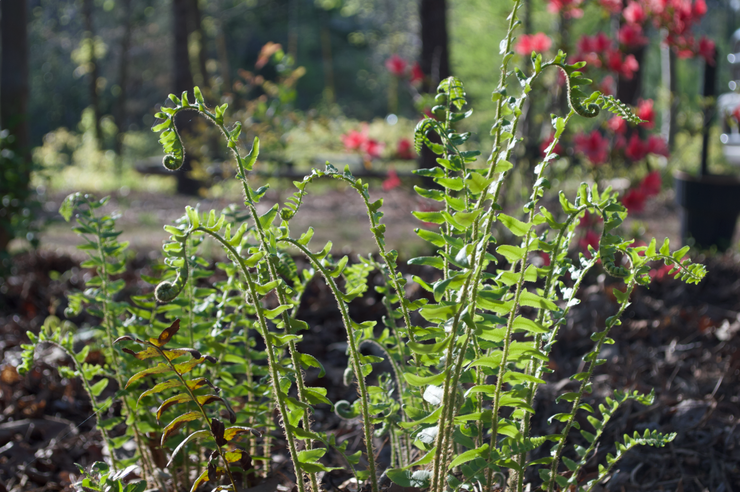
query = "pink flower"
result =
(548, 0, 584, 17)
(637, 99, 656, 129)
(607, 51, 639, 79)
(410, 63, 424, 84)
(625, 134, 648, 161)
(385, 55, 407, 76)
(619, 24, 649, 48)
(600, 0, 623, 13)
(624, 1, 647, 24)
(622, 187, 647, 212)
(608, 115, 627, 134)
(640, 171, 662, 196)
(514, 33, 553, 55)
(540, 134, 564, 157)
(396, 138, 415, 160)
(646, 135, 669, 156)
(574, 130, 609, 165)
(382, 168, 401, 191)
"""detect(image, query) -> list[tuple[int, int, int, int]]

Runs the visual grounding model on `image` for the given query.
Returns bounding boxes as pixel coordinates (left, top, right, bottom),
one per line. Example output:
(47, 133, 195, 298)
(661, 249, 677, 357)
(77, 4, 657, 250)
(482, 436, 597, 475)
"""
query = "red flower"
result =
(410, 63, 424, 84)
(600, 0, 623, 13)
(599, 75, 616, 96)
(579, 230, 601, 257)
(693, 0, 707, 17)
(577, 33, 612, 54)
(385, 55, 407, 76)
(514, 33, 553, 56)
(578, 210, 603, 228)
(637, 99, 656, 129)
(625, 134, 648, 161)
(342, 128, 367, 151)
(619, 24, 649, 48)
(548, 0, 584, 17)
(362, 138, 384, 159)
(608, 115, 627, 134)
(698, 36, 716, 65)
(396, 138, 415, 160)
(540, 134, 564, 157)
(732, 104, 740, 123)
(624, 1, 647, 24)
(640, 171, 662, 196)
(382, 168, 402, 191)
(646, 134, 669, 156)
(622, 187, 647, 212)
(539, 251, 551, 267)
(574, 130, 609, 165)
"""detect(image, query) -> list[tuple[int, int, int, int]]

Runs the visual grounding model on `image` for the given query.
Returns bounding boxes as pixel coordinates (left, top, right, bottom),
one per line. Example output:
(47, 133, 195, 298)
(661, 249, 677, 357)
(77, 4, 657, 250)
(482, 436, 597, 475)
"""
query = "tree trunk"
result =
(188, 0, 209, 91)
(419, 0, 450, 172)
(114, 0, 133, 175)
(0, 0, 30, 253)
(616, 46, 645, 107)
(83, 0, 102, 149)
(173, 0, 201, 195)
(420, 0, 450, 92)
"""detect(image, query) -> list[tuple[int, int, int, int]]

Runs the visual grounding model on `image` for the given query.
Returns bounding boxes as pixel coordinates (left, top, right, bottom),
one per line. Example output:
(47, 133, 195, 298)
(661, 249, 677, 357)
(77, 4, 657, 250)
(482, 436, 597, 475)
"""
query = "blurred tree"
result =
(173, 0, 201, 195)
(419, 0, 449, 170)
(420, 0, 450, 93)
(83, 0, 102, 149)
(114, 0, 133, 174)
(0, 0, 32, 254)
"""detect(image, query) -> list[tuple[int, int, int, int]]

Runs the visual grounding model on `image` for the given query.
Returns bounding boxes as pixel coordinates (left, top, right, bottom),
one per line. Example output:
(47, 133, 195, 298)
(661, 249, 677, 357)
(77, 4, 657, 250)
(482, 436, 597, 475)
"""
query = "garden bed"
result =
(1, 245, 738, 491)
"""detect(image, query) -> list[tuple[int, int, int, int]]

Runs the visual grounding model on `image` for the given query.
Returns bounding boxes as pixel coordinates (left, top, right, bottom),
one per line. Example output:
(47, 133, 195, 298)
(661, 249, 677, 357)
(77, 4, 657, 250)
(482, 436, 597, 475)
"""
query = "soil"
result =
(1, 188, 739, 492)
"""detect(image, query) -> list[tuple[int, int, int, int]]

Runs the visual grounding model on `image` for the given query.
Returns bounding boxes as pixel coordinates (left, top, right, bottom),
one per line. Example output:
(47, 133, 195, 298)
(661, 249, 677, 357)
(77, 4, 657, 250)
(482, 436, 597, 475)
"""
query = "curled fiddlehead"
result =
(155, 240, 189, 303)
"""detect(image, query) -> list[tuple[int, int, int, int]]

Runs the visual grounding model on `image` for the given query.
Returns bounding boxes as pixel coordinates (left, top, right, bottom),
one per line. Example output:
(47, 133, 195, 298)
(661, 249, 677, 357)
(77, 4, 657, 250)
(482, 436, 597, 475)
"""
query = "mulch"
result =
(0, 249, 738, 491)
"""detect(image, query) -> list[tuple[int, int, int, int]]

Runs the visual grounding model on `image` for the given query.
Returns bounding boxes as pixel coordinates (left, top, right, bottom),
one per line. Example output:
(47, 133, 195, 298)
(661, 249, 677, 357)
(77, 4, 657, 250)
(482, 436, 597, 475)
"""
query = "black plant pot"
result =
(674, 171, 740, 251)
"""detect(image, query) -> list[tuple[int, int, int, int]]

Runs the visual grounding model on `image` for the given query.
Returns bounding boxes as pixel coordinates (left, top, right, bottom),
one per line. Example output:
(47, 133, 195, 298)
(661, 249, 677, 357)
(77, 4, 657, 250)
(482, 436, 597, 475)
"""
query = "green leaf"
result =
(90, 378, 109, 397)
(512, 316, 548, 334)
(498, 214, 530, 236)
(166, 430, 209, 467)
(448, 444, 489, 469)
(59, 193, 78, 222)
(408, 256, 445, 269)
(398, 405, 444, 429)
(497, 245, 525, 263)
(403, 371, 446, 387)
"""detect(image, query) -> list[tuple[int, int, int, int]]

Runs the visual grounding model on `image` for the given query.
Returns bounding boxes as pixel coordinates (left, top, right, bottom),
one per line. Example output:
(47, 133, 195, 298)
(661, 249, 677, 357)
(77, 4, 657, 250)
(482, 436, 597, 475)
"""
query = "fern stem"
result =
(281, 238, 380, 492)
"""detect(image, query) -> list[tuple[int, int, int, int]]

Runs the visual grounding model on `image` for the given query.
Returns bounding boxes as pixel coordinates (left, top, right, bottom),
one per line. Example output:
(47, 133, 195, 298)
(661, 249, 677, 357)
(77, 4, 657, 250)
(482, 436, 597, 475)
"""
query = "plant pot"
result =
(674, 171, 740, 251)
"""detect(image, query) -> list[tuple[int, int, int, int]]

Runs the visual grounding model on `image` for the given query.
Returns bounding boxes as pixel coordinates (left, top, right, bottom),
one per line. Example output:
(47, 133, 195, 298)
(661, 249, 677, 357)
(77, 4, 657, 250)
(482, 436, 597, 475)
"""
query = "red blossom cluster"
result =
(571, 99, 667, 166)
(574, 33, 640, 79)
(514, 33, 553, 56)
(622, 0, 715, 64)
(341, 124, 385, 160)
(385, 55, 424, 84)
(573, 130, 610, 165)
(396, 138, 415, 160)
(548, 0, 584, 18)
(621, 171, 662, 212)
(382, 168, 402, 191)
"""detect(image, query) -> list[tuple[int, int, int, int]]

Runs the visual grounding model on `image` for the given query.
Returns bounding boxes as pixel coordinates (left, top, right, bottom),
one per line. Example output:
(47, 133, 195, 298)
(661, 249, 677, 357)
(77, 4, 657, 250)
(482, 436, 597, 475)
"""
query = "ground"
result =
(0, 187, 738, 491)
